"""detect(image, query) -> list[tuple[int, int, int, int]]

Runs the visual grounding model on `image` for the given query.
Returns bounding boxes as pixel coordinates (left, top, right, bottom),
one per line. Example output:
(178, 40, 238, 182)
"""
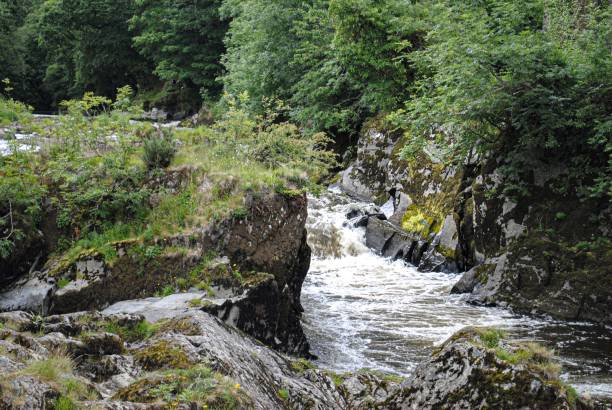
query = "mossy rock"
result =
(134, 340, 195, 370)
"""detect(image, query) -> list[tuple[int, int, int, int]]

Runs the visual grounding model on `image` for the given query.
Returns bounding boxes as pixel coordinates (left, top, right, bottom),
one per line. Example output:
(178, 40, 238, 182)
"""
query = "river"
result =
(302, 190, 612, 403)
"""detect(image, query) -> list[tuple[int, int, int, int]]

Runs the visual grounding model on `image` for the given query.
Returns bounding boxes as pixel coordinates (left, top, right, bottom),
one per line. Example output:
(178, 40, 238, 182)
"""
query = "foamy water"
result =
(302, 191, 612, 401)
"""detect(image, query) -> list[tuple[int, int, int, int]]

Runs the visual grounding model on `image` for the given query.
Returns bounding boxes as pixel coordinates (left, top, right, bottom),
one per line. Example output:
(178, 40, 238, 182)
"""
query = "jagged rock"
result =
(0, 277, 54, 314)
(0, 191, 312, 355)
(379, 327, 592, 410)
(455, 235, 612, 324)
(0, 312, 591, 410)
(81, 333, 125, 356)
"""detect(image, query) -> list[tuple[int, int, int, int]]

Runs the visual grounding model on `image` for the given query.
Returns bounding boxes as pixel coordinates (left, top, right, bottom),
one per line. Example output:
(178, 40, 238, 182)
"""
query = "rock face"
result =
(0, 310, 398, 410)
(380, 327, 591, 410)
(338, 118, 612, 325)
(0, 312, 588, 410)
(0, 191, 312, 356)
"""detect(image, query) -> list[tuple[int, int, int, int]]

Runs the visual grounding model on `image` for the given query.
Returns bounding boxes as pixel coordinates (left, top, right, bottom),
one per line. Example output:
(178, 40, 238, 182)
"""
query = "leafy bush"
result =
(142, 131, 176, 170)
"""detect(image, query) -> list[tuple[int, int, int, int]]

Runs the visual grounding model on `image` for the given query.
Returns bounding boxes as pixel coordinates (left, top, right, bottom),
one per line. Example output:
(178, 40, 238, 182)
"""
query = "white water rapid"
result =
(302, 190, 612, 403)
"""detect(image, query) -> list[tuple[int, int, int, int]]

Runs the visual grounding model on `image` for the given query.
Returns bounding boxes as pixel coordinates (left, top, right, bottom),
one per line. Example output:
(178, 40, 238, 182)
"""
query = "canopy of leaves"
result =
(131, 0, 228, 99)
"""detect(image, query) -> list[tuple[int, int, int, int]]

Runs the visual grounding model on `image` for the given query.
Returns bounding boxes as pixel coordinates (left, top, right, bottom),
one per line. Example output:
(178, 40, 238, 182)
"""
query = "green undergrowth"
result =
(473, 327, 580, 403)
(0, 350, 96, 407)
(1, 91, 334, 277)
(114, 364, 251, 408)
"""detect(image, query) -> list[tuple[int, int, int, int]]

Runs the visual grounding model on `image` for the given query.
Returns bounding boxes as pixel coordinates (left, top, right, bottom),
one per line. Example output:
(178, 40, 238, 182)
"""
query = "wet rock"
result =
(0, 277, 54, 314)
(459, 235, 612, 325)
(381, 327, 591, 410)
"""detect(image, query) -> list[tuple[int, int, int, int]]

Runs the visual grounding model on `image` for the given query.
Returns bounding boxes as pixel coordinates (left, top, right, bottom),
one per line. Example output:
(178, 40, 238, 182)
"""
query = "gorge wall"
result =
(338, 118, 611, 325)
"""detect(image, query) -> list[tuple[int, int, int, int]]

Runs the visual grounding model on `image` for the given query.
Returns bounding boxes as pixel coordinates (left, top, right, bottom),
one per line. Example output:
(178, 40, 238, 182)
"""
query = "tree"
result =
(131, 0, 227, 99)
(34, 0, 147, 104)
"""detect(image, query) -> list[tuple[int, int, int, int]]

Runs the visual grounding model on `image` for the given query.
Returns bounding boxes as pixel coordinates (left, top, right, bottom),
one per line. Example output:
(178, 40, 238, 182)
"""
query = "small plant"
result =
(176, 277, 190, 291)
(555, 212, 567, 221)
(188, 298, 203, 307)
(57, 278, 72, 289)
(142, 131, 176, 170)
(231, 207, 248, 220)
(53, 396, 77, 410)
(157, 285, 175, 297)
(103, 319, 157, 342)
(277, 389, 289, 401)
(277, 388, 289, 401)
(477, 328, 505, 349)
(290, 358, 316, 374)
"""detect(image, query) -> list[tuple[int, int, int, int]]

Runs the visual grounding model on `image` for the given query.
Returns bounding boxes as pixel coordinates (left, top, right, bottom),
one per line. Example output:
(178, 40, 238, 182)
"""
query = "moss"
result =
(277, 388, 290, 401)
(155, 318, 202, 336)
(290, 358, 316, 374)
(114, 364, 252, 407)
(437, 245, 456, 260)
(134, 340, 194, 370)
(474, 264, 495, 285)
(324, 370, 347, 387)
(187, 298, 203, 307)
(355, 368, 404, 383)
(401, 204, 439, 239)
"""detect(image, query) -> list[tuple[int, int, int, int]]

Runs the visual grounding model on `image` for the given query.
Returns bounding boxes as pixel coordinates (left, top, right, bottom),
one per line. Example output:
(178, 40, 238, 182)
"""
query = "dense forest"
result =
(1, 0, 610, 199)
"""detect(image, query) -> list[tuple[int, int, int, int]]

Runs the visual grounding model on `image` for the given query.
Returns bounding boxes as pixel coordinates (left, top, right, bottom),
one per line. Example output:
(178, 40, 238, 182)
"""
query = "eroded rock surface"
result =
(0, 191, 312, 355)
(0, 313, 589, 410)
(338, 119, 612, 324)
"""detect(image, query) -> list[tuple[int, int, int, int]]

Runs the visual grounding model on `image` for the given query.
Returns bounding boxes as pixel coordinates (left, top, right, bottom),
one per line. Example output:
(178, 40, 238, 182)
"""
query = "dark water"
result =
(302, 191, 612, 404)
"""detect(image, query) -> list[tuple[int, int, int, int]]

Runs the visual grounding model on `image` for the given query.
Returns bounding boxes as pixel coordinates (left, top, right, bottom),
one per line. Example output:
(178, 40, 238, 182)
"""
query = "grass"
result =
(290, 358, 316, 374)
(476, 328, 505, 349)
(53, 396, 77, 410)
(102, 319, 157, 342)
(20, 355, 74, 382)
(57, 278, 72, 289)
(115, 364, 252, 408)
(5, 351, 96, 407)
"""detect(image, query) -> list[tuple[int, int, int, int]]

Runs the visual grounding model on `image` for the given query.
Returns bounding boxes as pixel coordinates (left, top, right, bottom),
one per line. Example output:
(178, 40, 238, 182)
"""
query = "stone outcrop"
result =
(337, 118, 612, 325)
(0, 312, 589, 410)
(0, 191, 312, 356)
(380, 327, 591, 410)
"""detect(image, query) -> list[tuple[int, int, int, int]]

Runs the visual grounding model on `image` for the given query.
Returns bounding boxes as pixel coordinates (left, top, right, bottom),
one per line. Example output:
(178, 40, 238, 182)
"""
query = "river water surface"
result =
(301, 191, 612, 403)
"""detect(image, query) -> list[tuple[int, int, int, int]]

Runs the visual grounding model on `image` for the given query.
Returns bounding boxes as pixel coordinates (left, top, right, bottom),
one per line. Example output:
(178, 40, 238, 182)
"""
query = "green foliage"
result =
(395, 0, 611, 200)
(118, 364, 251, 408)
(57, 278, 71, 289)
(103, 319, 157, 342)
(53, 396, 76, 410)
(222, 0, 422, 140)
(131, 0, 227, 98)
(477, 328, 505, 349)
(277, 388, 289, 401)
(142, 131, 176, 170)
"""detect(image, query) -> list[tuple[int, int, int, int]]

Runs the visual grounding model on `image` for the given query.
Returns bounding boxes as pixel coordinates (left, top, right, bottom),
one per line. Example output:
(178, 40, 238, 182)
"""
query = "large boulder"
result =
(0, 191, 312, 355)
(380, 327, 592, 410)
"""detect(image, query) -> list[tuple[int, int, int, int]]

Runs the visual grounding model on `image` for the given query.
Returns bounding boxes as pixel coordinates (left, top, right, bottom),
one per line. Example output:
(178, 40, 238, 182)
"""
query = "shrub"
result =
(142, 131, 176, 170)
